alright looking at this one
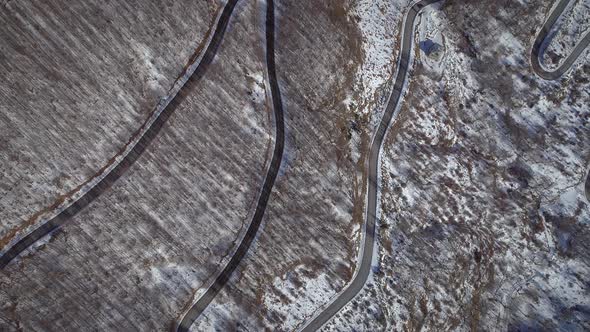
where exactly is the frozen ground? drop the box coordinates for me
[542,0,590,69]
[0,0,272,330]
[191,0,387,330]
[324,0,590,330]
[1,0,589,330]
[0,0,221,246]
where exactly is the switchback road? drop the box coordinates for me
[531,0,590,80]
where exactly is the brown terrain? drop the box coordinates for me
[1,0,589,331]
[0,0,220,246]
[324,0,590,331]
[1,0,274,329]
[192,0,374,330]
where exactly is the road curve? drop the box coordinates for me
[300,1,440,330]
[0,0,239,269]
[175,0,285,330]
[585,168,590,202]
[531,0,590,80]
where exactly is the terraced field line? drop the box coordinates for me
[299,1,441,330]
[531,0,590,80]
[175,0,285,330]
[0,0,238,269]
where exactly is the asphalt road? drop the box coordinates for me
[531,0,590,80]
[300,1,441,330]
[0,0,237,269]
[585,168,590,202]
[176,0,285,330]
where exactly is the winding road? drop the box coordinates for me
[176,0,285,330]
[532,0,590,207]
[299,0,590,330]
[300,0,441,330]
[531,0,590,80]
[5,0,590,329]
[0,0,238,269]
[585,168,590,202]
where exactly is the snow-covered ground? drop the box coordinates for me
[0,0,273,330]
[325,0,590,330]
[0,0,222,245]
[2,0,589,330]
[542,0,590,69]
